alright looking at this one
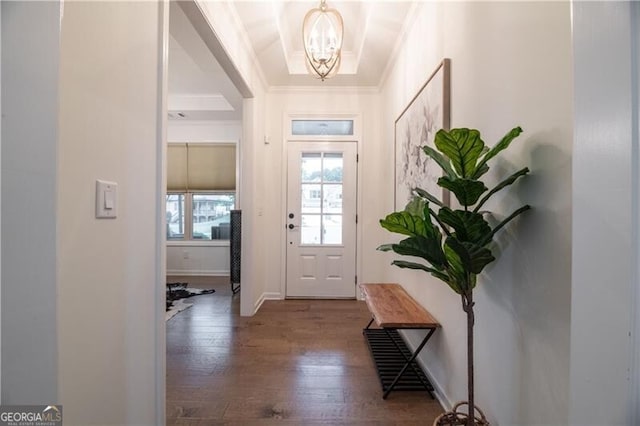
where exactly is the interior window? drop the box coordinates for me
[166,142,237,241]
[192,193,235,240]
[166,194,185,240]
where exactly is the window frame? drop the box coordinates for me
[166,190,236,245]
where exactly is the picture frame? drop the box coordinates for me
[394,58,451,210]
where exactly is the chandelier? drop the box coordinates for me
[302,0,344,81]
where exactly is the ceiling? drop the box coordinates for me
[168,1,416,121]
[168,1,244,121]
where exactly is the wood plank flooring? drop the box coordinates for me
[166,277,443,425]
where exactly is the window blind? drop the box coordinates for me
[167,144,188,191]
[167,143,236,191]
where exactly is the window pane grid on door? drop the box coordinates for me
[323,215,342,245]
[322,184,342,213]
[300,152,344,245]
[301,184,321,213]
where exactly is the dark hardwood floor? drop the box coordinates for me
[166,276,443,425]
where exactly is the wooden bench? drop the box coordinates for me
[360,283,441,399]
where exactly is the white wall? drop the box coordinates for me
[262,88,385,299]
[240,93,267,314]
[167,244,229,276]
[380,2,572,424]
[570,2,638,425]
[1,0,60,404]
[196,0,268,316]
[57,2,163,424]
[168,119,241,142]
[0,2,3,399]
[634,5,640,423]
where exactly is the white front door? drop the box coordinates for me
[286,141,357,298]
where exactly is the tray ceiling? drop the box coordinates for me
[168,1,417,121]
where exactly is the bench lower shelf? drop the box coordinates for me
[363,328,435,398]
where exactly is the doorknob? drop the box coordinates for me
[288,213,295,219]
[288,224,295,229]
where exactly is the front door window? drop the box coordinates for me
[300,152,344,245]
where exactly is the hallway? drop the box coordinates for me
[166,279,443,424]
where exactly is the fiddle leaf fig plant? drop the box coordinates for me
[379,127,531,426]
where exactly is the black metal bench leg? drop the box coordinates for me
[382,328,436,399]
[365,318,375,330]
[384,328,436,398]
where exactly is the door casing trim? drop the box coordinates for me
[280,113,362,300]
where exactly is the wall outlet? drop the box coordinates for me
[182,250,189,260]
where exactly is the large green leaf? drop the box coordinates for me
[438,207,492,245]
[444,277,464,294]
[472,127,523,179]
[479,205,532,246]
[391,236,446,269]
[414,187,444,208]
[404,196,427,217]
[391,260,449,281]
[427,206,453,237]
[435,128,486,178]
[437,176,488,207]
[445,237,495,275]
[403,197,441,240]
[421,205,440,240]
[474,167,530,212]
[380,211,426,237]
[422,146,456,178]
[442,244,467,294]
[474,163,490,180]
[391,260,455,290]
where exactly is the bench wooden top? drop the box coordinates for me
[360,283,440,329]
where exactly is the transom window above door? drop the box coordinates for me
[291,119,354,136]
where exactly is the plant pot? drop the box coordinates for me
[433,401,489,426]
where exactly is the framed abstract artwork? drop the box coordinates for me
[394,58,451,210]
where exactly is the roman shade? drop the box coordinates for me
[167,143,236,191]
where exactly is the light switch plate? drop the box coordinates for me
[96,179,117,219]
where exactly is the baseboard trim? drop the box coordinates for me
[253,293,266,314]
[166,269,229,277]
[253,292,283,314]
[263,292,282,300]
